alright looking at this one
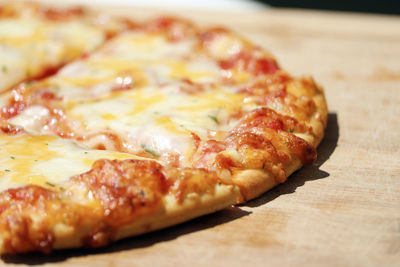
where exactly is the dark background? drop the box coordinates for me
[257,0,400,15]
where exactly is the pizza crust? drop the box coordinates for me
[115,183,240,242]
[49,184,240,251]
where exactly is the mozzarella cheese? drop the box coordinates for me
[0,13,105,92]
[0,134,144,192]
[2,29,257,167]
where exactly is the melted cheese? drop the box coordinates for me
[0,10,105,92]
[0,134,143,192]
[1,28,256,168]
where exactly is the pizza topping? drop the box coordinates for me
[0,121,23,135]
[145,16,195,42]
[220,52,279,76]
[234,107,312,135]
[0,134,143,192]
[141,144,161,158]
[0,88,27,120]
[40,6,85,21]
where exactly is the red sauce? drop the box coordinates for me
[0,123,24,135]
[28,64,65,82]
[33,89,63,101]
[214,154,236,170]
[0,89,27,119]
[201,140,226,154]
[177,78,204,94]
[111,83,133,92]
[247,58,279,76]
[234,107,309,134]
[238,73,291,96]
[200,27,229,46]
[6,185,55,204]
[145,16,194,42]
[41,7,85,21]
[259,88,287,105]
[191,132,201,150]
[220,52,279,76]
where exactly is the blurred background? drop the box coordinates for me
[33,0,400,15]
[258,0,400,15]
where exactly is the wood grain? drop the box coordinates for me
[2,3,400,266]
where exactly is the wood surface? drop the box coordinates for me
[1,2,400,266]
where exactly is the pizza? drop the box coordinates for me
[0,2,327,254]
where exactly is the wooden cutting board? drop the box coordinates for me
[2,3,400,266]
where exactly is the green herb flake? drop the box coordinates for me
[10,156,15,160]
[4,169,10,172]
[53,85,61,92]
[25,81,34,85]
[1,65,7,73]
[208,115,219,124]
[141,144,160,158]
[84,151,88,154]
[45,181,55,187]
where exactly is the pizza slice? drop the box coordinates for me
[0,2,128,92]
[0,132,239,253]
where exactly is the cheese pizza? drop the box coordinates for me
[0,2,327,254]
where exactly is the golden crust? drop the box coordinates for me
[231,77,327,202]
[50,184,240,250]
[114,184,240,242]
